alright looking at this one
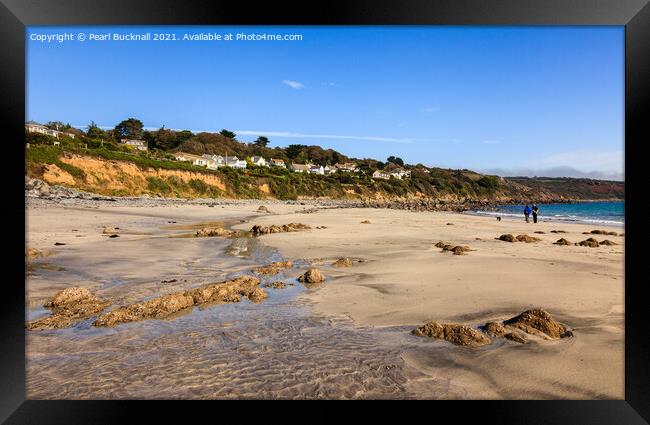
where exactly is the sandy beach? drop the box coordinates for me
[26,198,624,399]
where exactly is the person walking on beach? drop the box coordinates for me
[524,204,532,223]
[532,204,539,223]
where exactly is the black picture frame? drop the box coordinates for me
[1,0,648,423]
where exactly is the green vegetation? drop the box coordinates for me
[25,118,624,201]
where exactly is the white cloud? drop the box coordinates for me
[539,149,623,172]
[282,79,305,89]
[424,106,440,113]
[235,130,415,144]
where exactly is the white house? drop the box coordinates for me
[120,139,148,151]
[203,154,226,168]
[335,162,358,172]
[25,122,76,139]
[323,165,337,175]
[388,168,409,179]
[270,158,286,168]
[250,156,268,167]
[174,152,201,162]
[309,165,325,175]
[372,170,391,180]
[291,163,310,173]
[225,156,247,169]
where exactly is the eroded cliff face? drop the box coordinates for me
[28,153,236,198]
[26,152,623,205]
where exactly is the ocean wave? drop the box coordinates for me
[467,210,623,226]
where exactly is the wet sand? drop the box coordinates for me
[26,200,624,399]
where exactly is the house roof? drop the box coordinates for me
[291,163,310,170]
[251,156,264,162]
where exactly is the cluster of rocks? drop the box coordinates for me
[195,227,236,238]
[583,229,619,236]
[253,260,293,276]
[412,308,573,347]
[26,177,115,201]
[496,234,541,243]
[575,237,616,248]
[27,287,110,330]
[93,276,265,327]
[250,223,311,235]
[332,258,353,267]
[434,241,472,255]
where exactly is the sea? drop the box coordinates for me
[468,201,624,226]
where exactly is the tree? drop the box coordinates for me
[253,136,270,148]
[285,144,307,160]
[220,129,236,139]
[86,121,106,139]
[45,121,70,131]
[114,118,144,141]
[387,156,404,166]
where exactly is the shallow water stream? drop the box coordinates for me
[26,223,432,399]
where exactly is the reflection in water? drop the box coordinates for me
[26,234,415,399]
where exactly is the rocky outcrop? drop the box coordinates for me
[27,287,110,330]
[412,321,491,347]
[497,234,517,242]
[332,258,353,267]
[195,227,235,238]
[590,230,618,236]
[553,238,572,245]
[435,241,472,255]
[516,234,541,243]
[503,308,573,339]
[482,321,527,344]
[250,223,311,235]
[253,261,293,275]
[298,268,325,284]
[25,177,115,201]
[599,239,617,245]
[93,276,264,327]
[263,281,287,289]
[576,237,600,248]
[257,205,270,213]
[26,248,43,261]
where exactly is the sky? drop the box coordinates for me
[26,26,624,180]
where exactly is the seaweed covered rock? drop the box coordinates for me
[253,261,293,275]
[497,234,517,242]
[257,205,270,213]
[503,308,573,340]
[482,321,527,344]
[576,238,600,248]
[553,238,572,246]
[516,234,541,243]
[251,223,311,235]
[360,220,371,224]
[27,287,110,330]
[195,227,234,238]
[26,248,42,261]
[599,239,617,246]
[332,258,353,267]
[93,276,264,327]
[298,268,325,284]
[412,321,491,347]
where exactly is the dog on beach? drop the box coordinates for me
[496,216,501,222]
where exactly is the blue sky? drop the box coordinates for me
[26,26,624,179]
